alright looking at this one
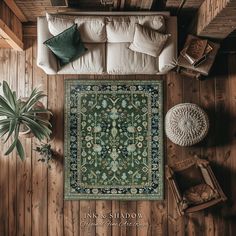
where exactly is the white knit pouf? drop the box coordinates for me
[165,103,209,146]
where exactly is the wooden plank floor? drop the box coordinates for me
[0,37,236,236]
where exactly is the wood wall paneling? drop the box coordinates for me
[3,0,28,22]
[7,49,18,236]
[0,37,11,48]
[0,0,23,50]
[15,0,155,21]
[183,0,204,8]
[166,0,204,9]
[166,0,182,8]
[23,22,37,38]
[15,0,73,22]
[50,0,68,6]
[0,48,10,236]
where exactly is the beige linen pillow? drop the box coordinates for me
[129,24,170,57]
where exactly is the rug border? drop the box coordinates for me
[64,79,164,201]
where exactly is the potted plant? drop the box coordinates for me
[0,81,52,160]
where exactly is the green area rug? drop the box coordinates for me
[64,80,163,200]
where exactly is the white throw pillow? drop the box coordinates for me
[46,13,74,36]
[129,24,170,57]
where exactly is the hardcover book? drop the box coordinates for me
[180,36,213,67]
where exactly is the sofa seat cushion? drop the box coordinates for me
[58,43,105,74]
[106,15,166,43]
[106,43,159,74]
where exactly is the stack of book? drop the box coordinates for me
[180,36,213,67]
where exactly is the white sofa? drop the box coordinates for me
[37,12,177,75]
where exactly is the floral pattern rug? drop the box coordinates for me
[64,80,163,200]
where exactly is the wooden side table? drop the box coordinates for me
[177,35,220,79]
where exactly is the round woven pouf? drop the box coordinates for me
[165,103,209,146]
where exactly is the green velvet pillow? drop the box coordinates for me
[44,24,87,66]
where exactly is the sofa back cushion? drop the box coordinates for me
[106,15,166,43]
[74,16,106,43]
[46,13,106,43]
[46,13,74,36]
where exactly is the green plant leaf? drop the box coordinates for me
[16,140,25,160]
[12,91,17,104]
[27,95,46,111]
[4,137,18,156]
[0,108,15,117]
[0,124,9,138]
[4,124,20,156]
[36,122,52,136]
[23,113,51,127]
[19,88,38,112]
[36,119,52,127]
[0,119,11,126]
[0,95,15,114]
[27,109,52,115]
[2,81,16,109]
[21,116,51,140]
[21,89,46,112]
[0,120,11,137]
[4,119,17,143]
